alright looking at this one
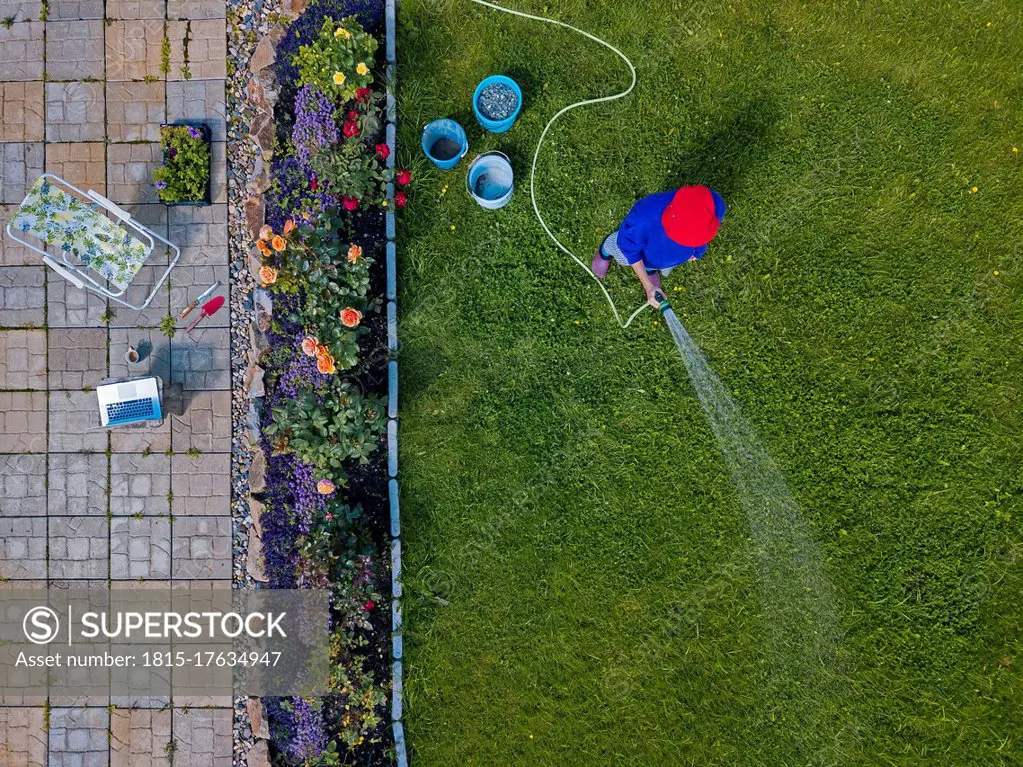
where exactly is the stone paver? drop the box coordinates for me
[45,81,105,142]
[109,327,172,380]
[112,517,171,578]
[0,706,47,766]
[109,266,172,327]
[46,272,109,327]
[0,205,35,265]
[170,265,229,323]
[108,142,162,204]
[171,326,230,390]
[49,389,108,452]
[0,329,47,388]
[49,0,104,19]
[0,142,44,203]
[172,453,230,515]
[106,19,166,81]
[171,390,230,452]
[110,417,172,454]
[168,0,226,20]
[107,81,166,142]
[0,0,42,21]
[0,81,44,141]
[47,328,107,389]
[0,455,47,515]
[0,518,47,577]
[171,708,232,766]
[0,22,44,81]
[168,205,229,266]
[211,141,227,203]
[168,20,227,80]
[167,79,227,141]
[0,266,46,325]
[46,20,105,80]
[49,517,108,578]
[49,707,109,766]
[110,453,171,515]
[105,0,164,18]
[44,141,106,195]
[0,391,47,452]
[111,708,172,766]
[172,516,231,579]
[48,453,107,515]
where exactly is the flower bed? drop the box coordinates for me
[248,0,408,762]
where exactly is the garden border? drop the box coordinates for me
[383,1,408,765]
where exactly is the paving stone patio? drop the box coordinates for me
[0,0,233,760]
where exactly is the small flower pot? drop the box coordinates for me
[157,121,212,206]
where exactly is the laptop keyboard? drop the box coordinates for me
[106,397,155,425]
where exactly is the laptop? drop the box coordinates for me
[97,377,162,427]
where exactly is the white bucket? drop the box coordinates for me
[466,152,514,210]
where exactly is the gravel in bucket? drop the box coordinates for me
[478,83,519,121]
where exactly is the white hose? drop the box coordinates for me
[468,0,650,328]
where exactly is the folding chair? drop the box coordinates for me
[5,173,180,311]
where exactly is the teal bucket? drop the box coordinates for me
[466,152,513,210]
[421,119,468,170]
[472,75,523,134]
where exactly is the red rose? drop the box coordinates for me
[364,601,374,611]
[375,143,390,160]
[356,87,372,103]
[394,190,407,208]
[310,177,318,191]
[348,110,359,120]
[342,121,359,138]
[396,169,412,186]
[342,196,359,211]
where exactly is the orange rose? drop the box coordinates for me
[256,239,269,255]
[258,266,278,285]
[340,308,362,328]
[283,219,296,235]
[347,244,363,264]
[300,336,320,357]
[271,235,286,252]
[315,344,330,358]
[316,478,336,495]
[316,354,336,375]
[259,224,273,241]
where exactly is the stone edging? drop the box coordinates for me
[384,1,408,765]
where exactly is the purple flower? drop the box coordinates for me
[292,85,339,168]
[155,180,167,190]
[168,147,178,159]
[187,126,202,140]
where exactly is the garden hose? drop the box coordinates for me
[467,0,650,328]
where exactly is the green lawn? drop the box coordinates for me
[394,1,1022,764]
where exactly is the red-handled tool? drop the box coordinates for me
[184,295,224,335]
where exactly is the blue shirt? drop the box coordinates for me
[617,189,726,270]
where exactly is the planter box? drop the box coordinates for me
[159,121,212,206]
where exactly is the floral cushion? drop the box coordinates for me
[10,177,149,291]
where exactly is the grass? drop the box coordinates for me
[395,1,1023,764]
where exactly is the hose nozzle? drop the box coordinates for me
[653,290,671,314]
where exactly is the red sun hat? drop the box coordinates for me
[662,185,720,247]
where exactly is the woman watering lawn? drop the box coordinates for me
[593,184,727,307]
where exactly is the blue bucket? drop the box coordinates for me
[472,75,523,134]
[421,118,468,170]
[466,152,513,210]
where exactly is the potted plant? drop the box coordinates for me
[154,121,211,205]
